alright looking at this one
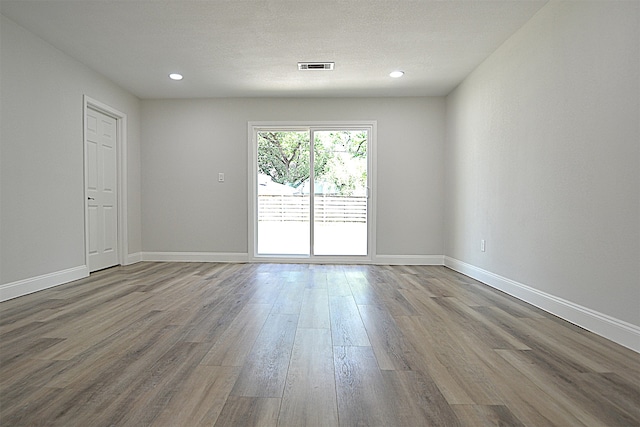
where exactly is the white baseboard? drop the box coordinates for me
[125,252,142,265]
[141,251,250,263]
[375,254,444,265]
[444,256,640,353]
[140,252,444,266]
[0,265,89,302]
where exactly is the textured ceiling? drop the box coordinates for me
[1,0,548,99]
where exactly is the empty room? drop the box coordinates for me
[1,1,638,426]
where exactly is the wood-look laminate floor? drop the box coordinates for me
[1,263,638,426]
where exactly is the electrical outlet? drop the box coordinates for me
[481,239,486,252]
[218,173,225,182]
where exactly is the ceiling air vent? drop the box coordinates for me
[298,62,335,71]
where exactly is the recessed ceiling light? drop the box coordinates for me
[389,70,404,78]
[169,73,183,81]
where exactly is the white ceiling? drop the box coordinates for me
[1,0,548,99]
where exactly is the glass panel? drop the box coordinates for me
[313,130,368,255]
[257,131,310,255]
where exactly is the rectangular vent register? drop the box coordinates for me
[298,62,335,70]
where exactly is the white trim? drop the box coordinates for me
[141,252,250,263]
[125,252,142,265]
[83,96,129,271]
[139,252,444,266]
[0,266,88,302]
[444,256,640,353]
[248,121,377,262]
[253,255,374,265]
[248,122,257,259]
[368,123,378,260]
[375,255,444,265]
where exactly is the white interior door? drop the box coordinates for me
[86,107,118,271]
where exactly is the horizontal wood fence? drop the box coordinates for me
[258,195,367,223]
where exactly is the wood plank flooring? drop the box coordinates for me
[1,262,639,426]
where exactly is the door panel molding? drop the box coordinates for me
[83,96,128,271]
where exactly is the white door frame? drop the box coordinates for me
[248,121,377,263]
[83,95,128,270]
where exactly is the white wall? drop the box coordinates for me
[141,97,445,260]
[0,16,142,291]
[445,2,639,345]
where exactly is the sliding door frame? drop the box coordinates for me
[248,121,377,263]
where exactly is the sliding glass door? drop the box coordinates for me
[312,130,368,255]
[251,123,374,260]
[256,130,311,255]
